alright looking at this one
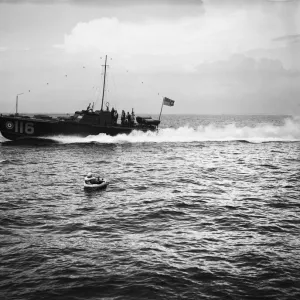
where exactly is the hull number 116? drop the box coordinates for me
[6,121,35,135]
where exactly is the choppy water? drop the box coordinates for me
[0,115,300,300]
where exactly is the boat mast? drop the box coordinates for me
[100,55,108,111]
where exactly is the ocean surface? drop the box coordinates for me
[0,114,300,300]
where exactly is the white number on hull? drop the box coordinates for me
[5,121,35,134]
[25,123,34,134]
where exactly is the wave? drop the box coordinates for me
[0,159,22,165]
[47,116,300,144]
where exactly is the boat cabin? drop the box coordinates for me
[73,109,113,126]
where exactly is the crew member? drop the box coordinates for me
[114,110,118,124]
[127,112,131,126]
[85,172,97,184]
[85,173,104,184]
[131,108,135,126]
[121,110,126,125]
[111,107,115,124]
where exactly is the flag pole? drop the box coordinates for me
[159,97,164,122]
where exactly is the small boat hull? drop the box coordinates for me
[84,181,109,190]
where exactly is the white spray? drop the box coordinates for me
[49,116,300,144]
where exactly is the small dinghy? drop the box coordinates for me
[84,180,109,190]
[84,172,109,190]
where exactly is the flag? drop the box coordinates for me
[163,97,175,107]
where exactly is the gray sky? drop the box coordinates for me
[0,0,299,114]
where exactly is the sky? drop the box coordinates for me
[0,0,299,115]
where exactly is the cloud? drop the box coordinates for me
[50,0,300,61]
[273,33,300,43]
[54,10,279,59]
[196,54,299,76]
[205,0,299,3]
[267,0,299,2]
[69,0,202,5]
[54,17,222,56]
[0,0,202,5]
[0,46,31,52]
[189,53,300,114]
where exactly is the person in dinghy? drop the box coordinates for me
[85,172,104,185]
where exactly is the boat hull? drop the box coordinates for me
[0,115,156,141]
[84,181,109,190]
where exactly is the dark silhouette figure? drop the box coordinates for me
[121,110,126,125]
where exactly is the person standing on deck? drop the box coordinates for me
[111,107,115,124]
[127,112,131,126]
[121,110,126,125]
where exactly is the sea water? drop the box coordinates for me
[0,115,299,300]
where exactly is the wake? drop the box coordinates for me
[49,117,300,144]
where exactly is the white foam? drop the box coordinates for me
[48,116,300,144]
